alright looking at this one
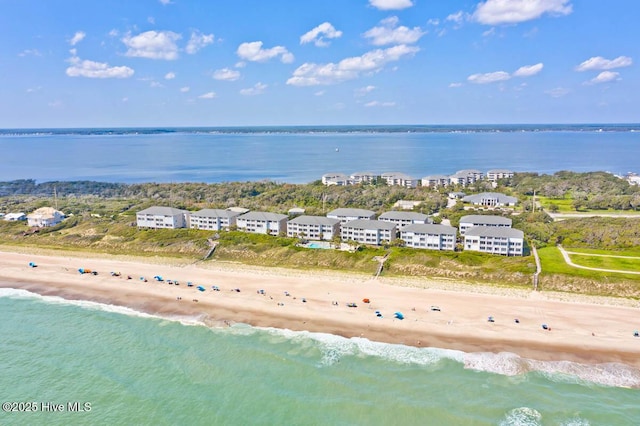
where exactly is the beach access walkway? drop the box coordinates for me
[557,245,640,275]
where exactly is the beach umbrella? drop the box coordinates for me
[394,312,404,320]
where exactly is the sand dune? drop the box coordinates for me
[1,249,639,368]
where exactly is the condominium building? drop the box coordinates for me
[459,214,512,235]
[350,171,379,184]
[449,169,484,186]
[421,175,450,188]
[381,172,419,188]
[340,220,397,246]
[463,227,524,256]
[189,209,241,231]
[400,224,457,251]
[322,173,350,186]
[136,206,189,229]
[378,211,431,230]
[327,208,376,224]
[236,211,288,236]
[486,169,514,182]
[287,215,341,240]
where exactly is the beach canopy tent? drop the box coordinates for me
[197,286,206,292]
[394,312,404,320]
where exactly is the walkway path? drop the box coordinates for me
[531,245,542,290]
[557,245,640,275]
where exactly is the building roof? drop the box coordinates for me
[341,219,397,231]
[138,206,188,216]
[350,171,377,177]
[227,207,250,214]
[462,192,518,205]
[401,223,457,235]
[460,215,512,226]
[422,174,449,180]
[327,208,376,217]
[238,211,288,221]
[289,215,341,226]
[27,207,64,220]
[464,227,524,239]
[487,169,514,174]
[4,212,26,220]
[381,172,416,180]
[322,172,348,179]
[288,207,306,214]
[379,211,429,221]
[451,169,483,178]
[191,209,241,218]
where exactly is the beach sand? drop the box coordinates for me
[1,249,639,368]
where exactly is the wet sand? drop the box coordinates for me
[1,249,639,368]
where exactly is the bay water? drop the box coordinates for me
[2,125,640,424]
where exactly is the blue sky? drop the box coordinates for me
[1,0,638,127]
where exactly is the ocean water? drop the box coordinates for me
[1,288,639,426]
[1,125,640,183]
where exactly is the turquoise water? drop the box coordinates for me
[1,288,639,425]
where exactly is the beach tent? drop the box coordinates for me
[394,312,404,320]
[197,286,206,292]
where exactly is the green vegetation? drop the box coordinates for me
[566,253,640,273]
[2,172,640,297]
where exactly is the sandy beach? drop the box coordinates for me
[1,249,639,368]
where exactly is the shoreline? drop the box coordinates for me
[1,249,640,370]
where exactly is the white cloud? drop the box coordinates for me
[287,44,419,86]
[180,86,190,92]
[545,87,569,98]
[18,49,42,57]
[186,31,214,54]
[355,85,376,96]
[122,30,181,60]
[159,0,172,4]
[467,71,510,84]
[148,17,155,25]
[69,31,86,46]
[468,63,543,84]
[364,100,396,107]
[446,11,466,27]
[108,29,119,37]
[164,72,176,80]
[48,100,63,108]
[66,53,134,79]
[26,86,42,93]
[314,90,325,96]
[427,18,440,26]
[235,61,246,68]
[122,97,128,102]
[575,56,633,72]
[513,62,543,77]
[240,82,267,96]
[472,0,572,25]
[150,81,163,88]
[369,0,413,10]
[363,16,425,46]
[482,27,496,37]
[198,91,216,99]
[213,68,241,81]
[586,71,621,85]
[300,22,342,47]
[237,41,294,63]
[449,82,463,88]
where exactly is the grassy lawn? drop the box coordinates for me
[538,246,640,280]
[568,253,640,272]
[567,247,640,257]
[536,196,574,213]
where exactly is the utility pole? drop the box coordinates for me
[532,189,536,213]
[54,186,58,210]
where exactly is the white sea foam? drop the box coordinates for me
[0,286,201,326]
[499,407,542,426]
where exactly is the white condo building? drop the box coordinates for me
[449,169,484,186]
[322,173,350,186]
[327,208,376,224]
[421,175,450,188]
[136,206,189,229]
[340,220,397,246]
[287,215,341,240]
[486,169,514,182]
[463,227,524,256]
[459,214,512,235]
[236,211,288,236]
[381,172,419,188]
[378,211,431,230]
[189,209,241,231]
[401,224,457,251]
[350,172,379,184]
